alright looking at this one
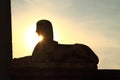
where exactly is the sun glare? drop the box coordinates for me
[24,24,43,50]
[24,23,59,51]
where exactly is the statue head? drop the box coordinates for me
[36,20,53,41]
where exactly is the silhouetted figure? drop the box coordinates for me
[10,19,99,80]
[32,20,99,69]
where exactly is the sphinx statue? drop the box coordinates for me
[10,20,99,80]
[32,20,99,69]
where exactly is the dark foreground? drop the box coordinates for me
[9,66,120,80]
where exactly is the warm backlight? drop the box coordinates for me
[24,24,43,50]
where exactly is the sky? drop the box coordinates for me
[11,0,120,69]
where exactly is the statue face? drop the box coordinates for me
[36,25,49,37]
[36,20,53,41]
[36,25,43,36]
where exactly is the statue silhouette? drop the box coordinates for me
[10,19,99,80]
[32,20,99,69]
[32,20,58,62]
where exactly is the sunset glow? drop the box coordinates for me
[24,25,43,50]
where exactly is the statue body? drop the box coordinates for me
[32,40,98,64]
